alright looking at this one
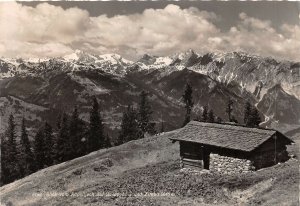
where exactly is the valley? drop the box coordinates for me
[1,50,299,140]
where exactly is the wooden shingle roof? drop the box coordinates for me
[169,121,291,152]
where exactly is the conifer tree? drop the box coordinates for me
[33,128,46,170]
[79,127,89,156]
[88,96,104,152]
[43,122,54,167]
[226,99,234,121]
[69,107,84,158]
[138,91,155,135]
[230,115,239,123]
[56,113,62,131]
[118,105,142,145]
[52,114,61,164]
[244,101,252,126]
[55,113,69,162]
[0,133,9,185]
[208,109,215,123]
[160,115,165,133]
[201,105,208,122]
[103,134,112,148]
[80,129,88,156]
[4,114,20,183]
[248,107,262,127]
[182,83,194,126]
[117,106,130,145]
[194,111,202,122]
[216,116,223,123]
[19,118,35,177]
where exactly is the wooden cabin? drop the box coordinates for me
[170,121,294,173]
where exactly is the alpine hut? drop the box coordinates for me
[170,121,294,174]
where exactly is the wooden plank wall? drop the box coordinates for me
[251,136,290,169]
[181,157,204,169]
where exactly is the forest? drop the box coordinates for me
[0,83,261,185]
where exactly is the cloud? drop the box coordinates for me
[0,2,89,43]
[83,4,220,58]
[222,13,300,61]
[0,2,88,58]
[0,2,299,61]
[1,41,73,58]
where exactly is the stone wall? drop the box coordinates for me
[210,153,254,174]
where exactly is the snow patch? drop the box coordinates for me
[98,53,133,65]
[64,52,80,61]
[26,57,49,63]
[154,57,173,66]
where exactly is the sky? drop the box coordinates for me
[0,1,299,61]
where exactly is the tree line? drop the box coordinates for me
[117,90,156,145]
[1,91,156,185]
[1,96,107,185]
[181,83,261,127]
[1,84,261,185]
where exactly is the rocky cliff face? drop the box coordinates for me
[258,84,300,126]
[0,50,299,137]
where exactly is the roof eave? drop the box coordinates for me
[169,137,253,152]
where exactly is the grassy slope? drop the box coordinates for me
[0,130,299,206]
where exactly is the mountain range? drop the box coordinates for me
[1,49,299,140]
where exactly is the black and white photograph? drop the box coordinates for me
[0,1,299,205]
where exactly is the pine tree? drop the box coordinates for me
[69,106,79,156]
[43,122,54,167]
[81,121,88,155]
[79,128,88,156]
[33,128,45,170]
[69,107,86,158]
[19,118,35,177]
[117,106,130,145]
[0,131,16,185]
[182,83,194,126]
[160,116,165,133]
[244,101,252,126]
[3,114,20,183]
[226,99,234,122]
[208,109,215,123]
[55,113,69,162]
[56,112,62,131]
[201,105,208,122]
[216,116,223,123]
[248,107,262,127]
[230,115,239,123]
[138,91,155,136]
[88,96,104,152]
[103,134,112,148]
[52,114,61,164]
[194,111,202,122]
[0,133,9,185]
[118,105,142,145]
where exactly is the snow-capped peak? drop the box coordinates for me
[100,53,120,59]
[173,49,197,60]
[64,52,80,61]
[154,57,173,66]
[26,57,50,63]
[98,53,132,65]
[63,50,133,65]
[63,50,97,62]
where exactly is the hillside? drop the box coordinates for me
[1,130,299,206]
